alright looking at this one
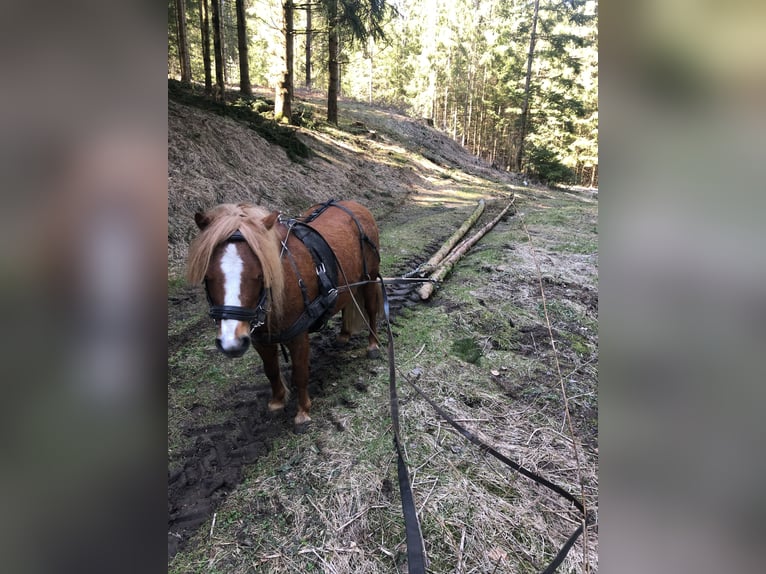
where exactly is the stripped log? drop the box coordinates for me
[418,198,515,300]
[417,199,485,275]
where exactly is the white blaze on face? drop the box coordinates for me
[218,243,245,350]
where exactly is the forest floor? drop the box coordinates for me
[168,82,598,573]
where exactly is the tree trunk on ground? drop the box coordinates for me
[200,0,213,94]
[211,0,225,101]
[418,199,515,300]
[513,0,540,172]
[235,0,252,95]
[420,200,485,275]
[327,0,339,124]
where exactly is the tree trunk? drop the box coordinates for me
[305,3,312,89]
[276,0,294,122]
[175,0,192,84]
[368,36,374,104]
[220,0,228,86]
[419,200,485,275]
[200,0,213,95]
[418,199,515,300]
[235,0,251,95]
[513,0,540,172]
[327,0,339,124]
[211,0,225,101]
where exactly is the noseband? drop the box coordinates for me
[204,230,270,333]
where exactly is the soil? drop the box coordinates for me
[167,83,598,570]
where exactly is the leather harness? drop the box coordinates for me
[206,200,377,344]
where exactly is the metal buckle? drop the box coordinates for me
[316,263,326,275]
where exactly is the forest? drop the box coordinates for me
[168,0,597,186]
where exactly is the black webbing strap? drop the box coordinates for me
[404,377,585,514]
[379,275,427,574]
[304,199,380,278]
[251,222,338,344]
[403,364,590,572]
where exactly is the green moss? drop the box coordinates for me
[451,337,482,364]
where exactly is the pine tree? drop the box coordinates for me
[276,0,296,122]
[236,0,252,95]
[175,0,193,84]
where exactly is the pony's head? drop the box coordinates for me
[187,203,285,357]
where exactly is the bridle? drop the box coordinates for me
[203,230,270,333]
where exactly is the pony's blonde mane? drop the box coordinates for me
[186,203,285,321]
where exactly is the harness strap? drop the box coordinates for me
[281,239,311,310]
[403,353,592,573]
[304,199,379,278]
[251,221,339,344]
[379,275,427,574]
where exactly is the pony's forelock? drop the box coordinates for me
[186,203,285,320]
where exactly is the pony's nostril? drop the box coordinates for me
[239,335,250,351]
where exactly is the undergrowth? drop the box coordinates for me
[168,80,312,161]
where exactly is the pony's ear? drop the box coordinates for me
[262,211,279,230]
[195,211,211,230]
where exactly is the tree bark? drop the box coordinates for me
[368,36,374,104]
[418,199,515,300]
[327,0,339,124]
[200,0,213,95]
[513,0,540,172]
[419,200,485,275]
[235,0,252,95]
[305,3,312,89]
[211,0,225,101]
[175,0,192,84]
[276,0,294,122]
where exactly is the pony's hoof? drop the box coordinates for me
[336,333,351,346]
[294,420,312,434]
[366,347,382,360]
[294,412,312,433]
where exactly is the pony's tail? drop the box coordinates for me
[342,283,384,335]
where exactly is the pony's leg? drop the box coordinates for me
[362,282,382,359]
[254,342,286,411]
[286,332,312,426]
[337,287,358,345]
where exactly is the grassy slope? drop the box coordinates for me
[168,88,598,573]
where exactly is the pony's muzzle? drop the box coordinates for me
[216,334,250,357]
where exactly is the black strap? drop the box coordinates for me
[326,200,380,277]
[402,360,591,573]
[404,377,585,514]
[380,276,427,574]
[251,222,339,344]
[379,271,590,573]
[303,199,379,278]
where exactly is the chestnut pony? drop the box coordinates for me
[187,200,382,427]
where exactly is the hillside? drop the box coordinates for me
[167,86,522,272]
[168,85,598,573]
